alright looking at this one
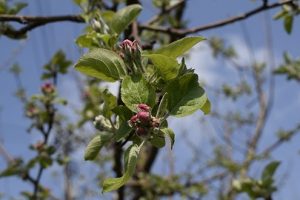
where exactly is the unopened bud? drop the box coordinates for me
[129,114,138,127]
[91,19,102,32]
[94,115,112,131]
[137,104,150,112]
[120,39,133,49]
[132,40,142,59]
[137,111,150,124]
[41,83,55,94]
[26,105,39,118]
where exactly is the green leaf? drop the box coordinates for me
[84,133,111,161]
[261,161,281,182]
[0,1,6,14]
[76,33,98,48]
[150,133,165,148]
[166,73,210,117]
[273,10,288,20]
[41,50,72,80]
[73,0,87,6]
[156,92,168,118]
[161,128,175,149]
[0,159,23,177]
[101,10,116,24]
[111,4,142,35]
[74,48,127,82]
[102,89,117,118]
[114,121,132,142]
[144,54,180,81]
[284,15,293,34]
[121,75,156,112]
[112,105,133,122]
[8,2,27,14]
[201,98,211,115]
[154,36,205,58]
[103,142,144,192]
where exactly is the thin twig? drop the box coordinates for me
[0,0,294,38]
[0,143,14,163]
[32,109,55,199]
[145,0,186,25]
[32,75,57,199]
[139,0,295,36]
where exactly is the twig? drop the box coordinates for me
[259,125,300,157]
[139,0,295,36]
[0,14,83,24]
[32,109,55,199]
[0,14,84,38]
[32,74,57,199]
[145,0,186,25]
[0,0,294,38]
[0,143,14,163]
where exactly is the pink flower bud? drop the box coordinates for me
[137,104,150,112]
[120,39,133,49]
[129,114,138,126]
[137,111,150,124]
[26,105,39,118]
[41,83,55,94]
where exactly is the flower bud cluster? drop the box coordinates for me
[41,83,55,95]
[90,16,109,34]
[120,39,140,54]
[119,39,143,73]
[129,104,160,137]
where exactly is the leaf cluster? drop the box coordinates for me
[74,4,210,192]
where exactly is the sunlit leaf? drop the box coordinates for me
[74,48,127,81]
[121,75,156,112]
[111,4,142,35]
[161,128,175,149]
[144,54,180,81]
[84,133,111,160]
[103,142,143,192]
[150,133,165,148]
[154,36,205,58]
[166,73,210,117]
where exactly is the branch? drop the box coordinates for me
[0,0,294,38]
[0,14,84,38]
[0,14,83,24]
[139,0,295,36]
[259,124,300,157]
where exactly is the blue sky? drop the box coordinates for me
[0,0,300,199]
